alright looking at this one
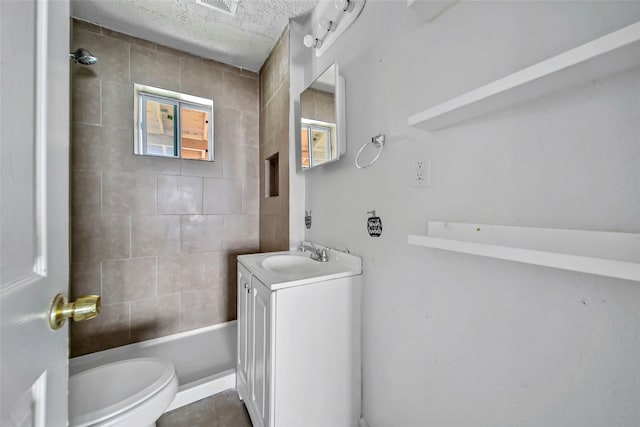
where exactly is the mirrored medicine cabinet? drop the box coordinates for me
[297,63,346,170]
[133,83,214,161]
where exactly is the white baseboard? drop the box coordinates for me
[165,369,236,412]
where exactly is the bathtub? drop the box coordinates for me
[69,321,237,412]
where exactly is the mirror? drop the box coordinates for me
[298,63,345,170]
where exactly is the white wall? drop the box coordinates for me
[292,2,640,426]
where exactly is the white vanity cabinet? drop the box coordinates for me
[237,250,362,427]
[236,264,254,418]
[237,264,271,427]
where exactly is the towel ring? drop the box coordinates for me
[355,134,385,169]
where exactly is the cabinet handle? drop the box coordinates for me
[244,283,248,289]
[247,288,251,294]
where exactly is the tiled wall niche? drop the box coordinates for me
[259,27,290,252]
[70,19,259,357]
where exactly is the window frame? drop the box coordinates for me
[300,118,335,168]
[134,83,215,161]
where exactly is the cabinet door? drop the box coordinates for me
[250,277,271,427]
[236,265,251,399]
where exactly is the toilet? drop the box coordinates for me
[69,358,178,427]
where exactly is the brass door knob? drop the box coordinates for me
[49,294,101,330]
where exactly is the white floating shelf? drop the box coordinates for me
[408,21,640,130]
[408,221,640,282]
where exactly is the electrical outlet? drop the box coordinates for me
[411,155,429,187]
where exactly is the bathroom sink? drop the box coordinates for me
[259,254,326,275]
[240,247,362,290]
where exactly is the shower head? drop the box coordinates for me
[69,48,98,65]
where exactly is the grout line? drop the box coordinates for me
[99,80,103,126]
[127,302,132,341]
[241,181,246,214]
[99,261,103,303]
[155,256,158,297]
[179,214,183,254]
[99,254,155,263]
[177,293,183,330]
[74,123,133,131]
[262,76,289,110]
[99,170,103,216]
[155,175,158,215]
[178,56,183,92]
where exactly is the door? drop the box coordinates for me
[1,0,70,426]
[250,277,271,427]
[236,265,251,400]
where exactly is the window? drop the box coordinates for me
[300,118,336,169]
[134,84,214,161]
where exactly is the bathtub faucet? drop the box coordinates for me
[299,241,329,262]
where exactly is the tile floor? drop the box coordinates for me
[157,389,252,427]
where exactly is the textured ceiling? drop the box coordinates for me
[71,0,317,72]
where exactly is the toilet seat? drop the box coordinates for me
[70,357,177,427]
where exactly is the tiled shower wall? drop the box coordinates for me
[259,27,290,252]
[70,20,259,357]
[300,88,335,123]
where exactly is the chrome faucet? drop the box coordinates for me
[299,242,329,262]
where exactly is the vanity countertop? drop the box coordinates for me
[238,249,362,290]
